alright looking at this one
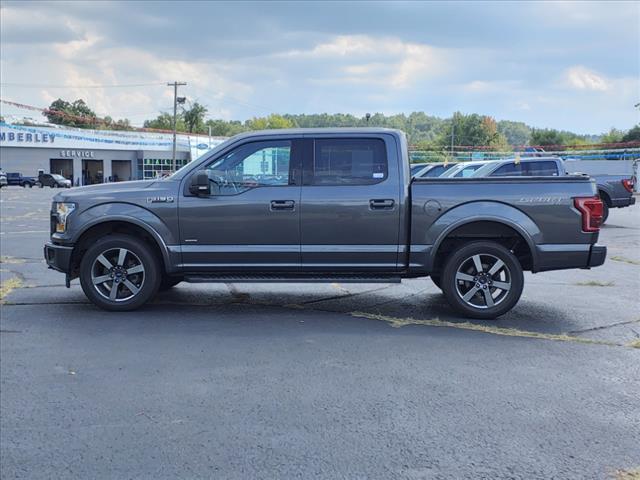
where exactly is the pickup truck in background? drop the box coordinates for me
[470,156,636,222]
[5,172,37,188]
[44,128,606,319]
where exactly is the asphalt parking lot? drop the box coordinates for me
[1,186,639,479]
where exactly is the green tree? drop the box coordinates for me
[497,120,531,146]
[530,128,565,146]
[600,128,624,144]
[622,125,640,142]
[434,112,509,150]
[245,114,296,130]
[45,98,97,128]
[143,112,186,132]
[183,102,207,133]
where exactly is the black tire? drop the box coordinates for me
[441,241,524,320]
[601,202,609,224]
[430,275,442,290]
[50,184,55,188]
[159,276,183,291]
[79,234,161,311]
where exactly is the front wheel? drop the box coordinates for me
[79,234,161,311]
[441,241,524,319]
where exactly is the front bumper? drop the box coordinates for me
[587,244,607,268]
[44,242,73,273]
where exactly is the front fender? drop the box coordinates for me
[62,203,176,271]
[424,201,540,272]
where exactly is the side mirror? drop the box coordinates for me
[189,170,211,196]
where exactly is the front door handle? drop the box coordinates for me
[369,199,395,210]
[270,200,295,211]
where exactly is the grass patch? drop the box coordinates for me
[626,339,640,349]
[0,277,23,302]
[610,256,640,266]
[615,468,640,480]
[350,311,619,347]
[0,256,25,264]
[576,280,615,287]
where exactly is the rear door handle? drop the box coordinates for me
[270,200,295,211]
[369,199,395,210]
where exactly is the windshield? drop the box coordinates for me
[167,136,236,180]
[51,174,65,180]
[470,162,500,177]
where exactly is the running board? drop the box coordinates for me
[184,274,402,284]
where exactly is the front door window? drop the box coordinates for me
[204,141,291,195]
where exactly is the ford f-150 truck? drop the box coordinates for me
[44,128,606,319]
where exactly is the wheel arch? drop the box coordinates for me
[429,217,538,274]
[597,188,612,206]
[69,218,172,278]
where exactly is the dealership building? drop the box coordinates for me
[0,122,226,185]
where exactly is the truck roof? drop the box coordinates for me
[228,127,405,140]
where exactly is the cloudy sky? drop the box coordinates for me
[1,0,638,133]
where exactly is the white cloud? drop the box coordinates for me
[564,66,610,91]
[282,35,448,88]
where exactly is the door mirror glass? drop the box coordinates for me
[189,170,211,196]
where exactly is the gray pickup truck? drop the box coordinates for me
[44,128,606,319]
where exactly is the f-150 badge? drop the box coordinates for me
[147,196,175,203]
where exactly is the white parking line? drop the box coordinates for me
[0,230,49,235]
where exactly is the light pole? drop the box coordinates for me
[167,81,186,172]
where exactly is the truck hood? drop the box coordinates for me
[52,179,179,203]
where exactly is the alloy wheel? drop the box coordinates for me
[454,253,512,309]
[91,248,145,302]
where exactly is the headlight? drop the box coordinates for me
[54,202,76,233]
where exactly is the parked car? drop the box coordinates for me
[38,173,72,189]
[410,163,430,176]
[6,172,37,188]
[414,162,458,178]
[439,161,493,178]
[44,128,605,319]
[470,156,636,222]
[0,170,7,188]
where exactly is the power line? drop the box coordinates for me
[0,82,166,89]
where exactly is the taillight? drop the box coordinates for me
[622,178,635,193]
[574,196,603,232]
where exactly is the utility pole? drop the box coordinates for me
[450,116,455,155]
[167,81,186,172]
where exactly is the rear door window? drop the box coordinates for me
[491,162,523,176]
[312,138,387,185]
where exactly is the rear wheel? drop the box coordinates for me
[441,241,524,319]
[79,234,161,311]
